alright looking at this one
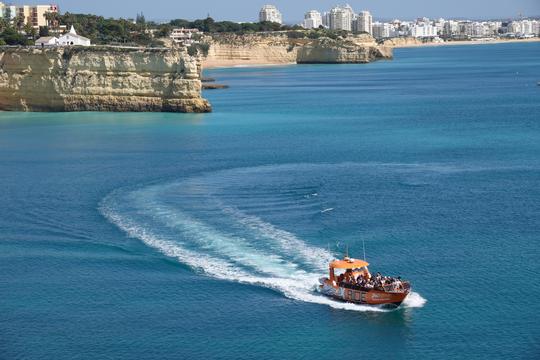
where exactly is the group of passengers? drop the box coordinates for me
[337,269,404,292]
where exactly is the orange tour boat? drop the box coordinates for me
[319,256,411,307]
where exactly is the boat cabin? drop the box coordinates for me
[329,257,370,285]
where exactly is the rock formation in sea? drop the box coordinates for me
[202,33,392,68]
[0,46,211,113]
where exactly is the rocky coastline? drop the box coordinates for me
[203,33,392,68]
[297,37,392,64]
[0,33,394,113]
[0,46,211,113]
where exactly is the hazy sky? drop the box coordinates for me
[55,0,540,22]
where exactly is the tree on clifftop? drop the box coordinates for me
[39,26,49,37]
[15,14,25,31]
[23,23,37,40]
[44,11,61,30]
[0,27,31,45]
[0,17,9,33]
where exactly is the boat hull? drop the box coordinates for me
[320,279,409,307]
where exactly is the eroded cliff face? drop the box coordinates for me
[203,33,392,68]
[0,46,211,113]
[382,37,430,48]
[203,33,300,68]
[297,38,393,64]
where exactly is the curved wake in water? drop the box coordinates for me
[100,164,427,312]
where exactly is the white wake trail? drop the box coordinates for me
[219,205,334,272]
[100,179,426,313]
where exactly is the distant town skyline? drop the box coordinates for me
[55,0,540,22]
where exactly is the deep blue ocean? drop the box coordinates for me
[1,43,539,359]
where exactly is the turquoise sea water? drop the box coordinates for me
[1,43,539,359]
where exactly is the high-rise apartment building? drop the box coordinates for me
[354,10,372,34]
[259,5,282,24]
[442,20,460,37]
[372,22,394,39]
[409,23,438,37]
[0,2,58,28]
[532,20,540,35]
[328,5,354,31]
[303,10,322,29]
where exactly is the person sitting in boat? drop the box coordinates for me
[374,275,386,290]
[344,270,354,283]
[393,277,403,292]
[357,267,371,280]
[358,277,368,289]
[364,280,374,290]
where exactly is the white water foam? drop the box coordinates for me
[219,205,333,271]
[401,291,427,308]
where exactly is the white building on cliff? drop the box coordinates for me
[35,36,59,47]
[170,28,200,45]
[58,26,91,46]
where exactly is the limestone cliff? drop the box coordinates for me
[297,38,393,64]
[0,46,210,113]
[203,33,299,68]
[382,37,438,48]
[202,33,392,68]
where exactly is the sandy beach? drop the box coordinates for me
[391,37,540,48]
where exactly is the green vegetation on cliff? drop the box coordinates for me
[164,17,302,34]
[0,18,33,45]
[46,14,304,46]
[50,12,160,46]
[286,29,359,40]
[0,13,370,48]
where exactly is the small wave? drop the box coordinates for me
[321,208,334,213]
[304,192,318,199]
[399,181,429,187]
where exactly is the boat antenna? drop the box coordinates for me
[362,238,366,261]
